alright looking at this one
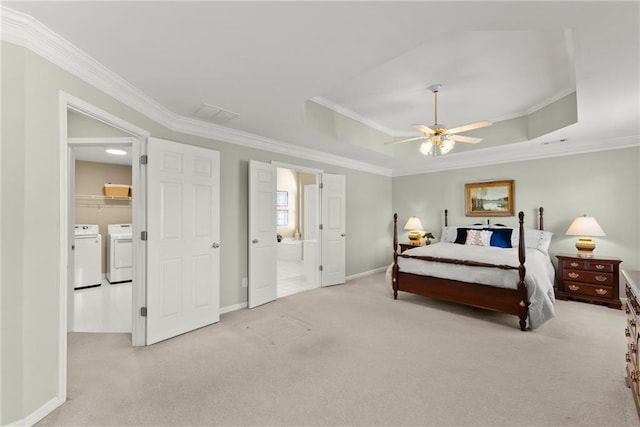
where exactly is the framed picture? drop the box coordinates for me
[276,191,288,207]
[465,180,515,217]
[276,210,288,226]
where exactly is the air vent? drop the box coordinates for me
[193,103,239,125]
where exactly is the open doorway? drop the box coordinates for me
[71,136,133,333]
[275,166,320,298]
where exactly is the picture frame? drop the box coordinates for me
[465,180,515,217]
[276,191,288,207]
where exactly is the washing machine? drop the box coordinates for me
[107,224,133,283]
[74,224,102,289]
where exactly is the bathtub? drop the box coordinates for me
[277,238,302,261]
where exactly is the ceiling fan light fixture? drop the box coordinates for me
[419,135,455,156]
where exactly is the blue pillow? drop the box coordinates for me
[485,228,513,248]
[454,228,471,244]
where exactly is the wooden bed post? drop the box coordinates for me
[444,209,448,227]
[539,207,544,231]
[392,213,399,299]
[517,211,529,331]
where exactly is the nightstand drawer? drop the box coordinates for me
[585,261,614,272]
[562,259,586,270]
[563,270,614,285]
[564,281,613,298]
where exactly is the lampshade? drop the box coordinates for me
[565,216,606,237]
[566,215,606,257]
[404,217,424,231]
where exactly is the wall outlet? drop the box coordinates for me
[242,277,247,288]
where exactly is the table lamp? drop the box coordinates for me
[404,217,424,246]
[565,214,606,258]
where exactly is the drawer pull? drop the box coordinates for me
[568,272,580,279]
[595,264,605,270]
[568,284,580,291]
[633,371,640,382]
[570,262,580,267]
[595,275,607,282]
[626,327,631,337]
[595,288,608,295]
[631,319,637,327]
[627,352,632,363]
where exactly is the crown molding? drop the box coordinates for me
[392,134,640,177]
[1,6,392,177]
[311,96,399,137]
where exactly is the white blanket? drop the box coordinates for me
[394,242,556,329]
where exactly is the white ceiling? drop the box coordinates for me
[4,1,639,175]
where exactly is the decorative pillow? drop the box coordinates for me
[455,227,472,244]
[465,229,493,246]
[484,227,513,248]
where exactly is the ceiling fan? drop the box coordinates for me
[385,84,492,156]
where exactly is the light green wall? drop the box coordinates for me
[1,42,392,424]
[392,147,640,276]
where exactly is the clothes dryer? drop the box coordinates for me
[74,224,102,289]
[107,224,133,283]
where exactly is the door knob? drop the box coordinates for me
[341,233,346,237]
[212,242,220,248]
[252,238,259,244]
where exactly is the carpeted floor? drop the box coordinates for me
[39,271,639,426]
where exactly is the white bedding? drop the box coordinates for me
[395,242,556,329]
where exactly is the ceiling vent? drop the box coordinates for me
[193,103,239,125]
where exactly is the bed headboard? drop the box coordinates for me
[443,207,544,230]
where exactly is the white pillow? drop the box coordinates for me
[511,228,553,255]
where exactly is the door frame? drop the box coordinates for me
[58,91,149,404]
[271,161,323,289]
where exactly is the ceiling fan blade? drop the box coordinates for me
[384,136,427,146]
[449,134,482,144]
[412,124,435,134]
[446,120,492,135]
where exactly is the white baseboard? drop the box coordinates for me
[7,396,64,427]
[220,302,247,314]
[346,266,387,281]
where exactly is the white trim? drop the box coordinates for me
[57,91,69,416]
[6,396,64,427]
[220,302,248,314]
[346,266,388,281]
[0,7,391,177]
[311,96,399,137]
[271,161,323,175]
[392,134,640,177]
[68,136,135,146]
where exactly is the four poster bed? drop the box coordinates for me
[391,208,555,330]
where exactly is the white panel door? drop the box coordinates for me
[321,173,346,287]
[147,137,220,345]
[248,160,277,308]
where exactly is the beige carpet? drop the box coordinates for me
[39,272,638,426]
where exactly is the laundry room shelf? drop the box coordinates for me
[75,194,132,208]
[76,194,132,201]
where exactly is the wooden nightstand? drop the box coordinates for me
[556,254,622,309]
[399,242,422,252]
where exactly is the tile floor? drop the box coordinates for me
[73,261,317,333]
[74,278,132,333]
[277,259,318,298]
